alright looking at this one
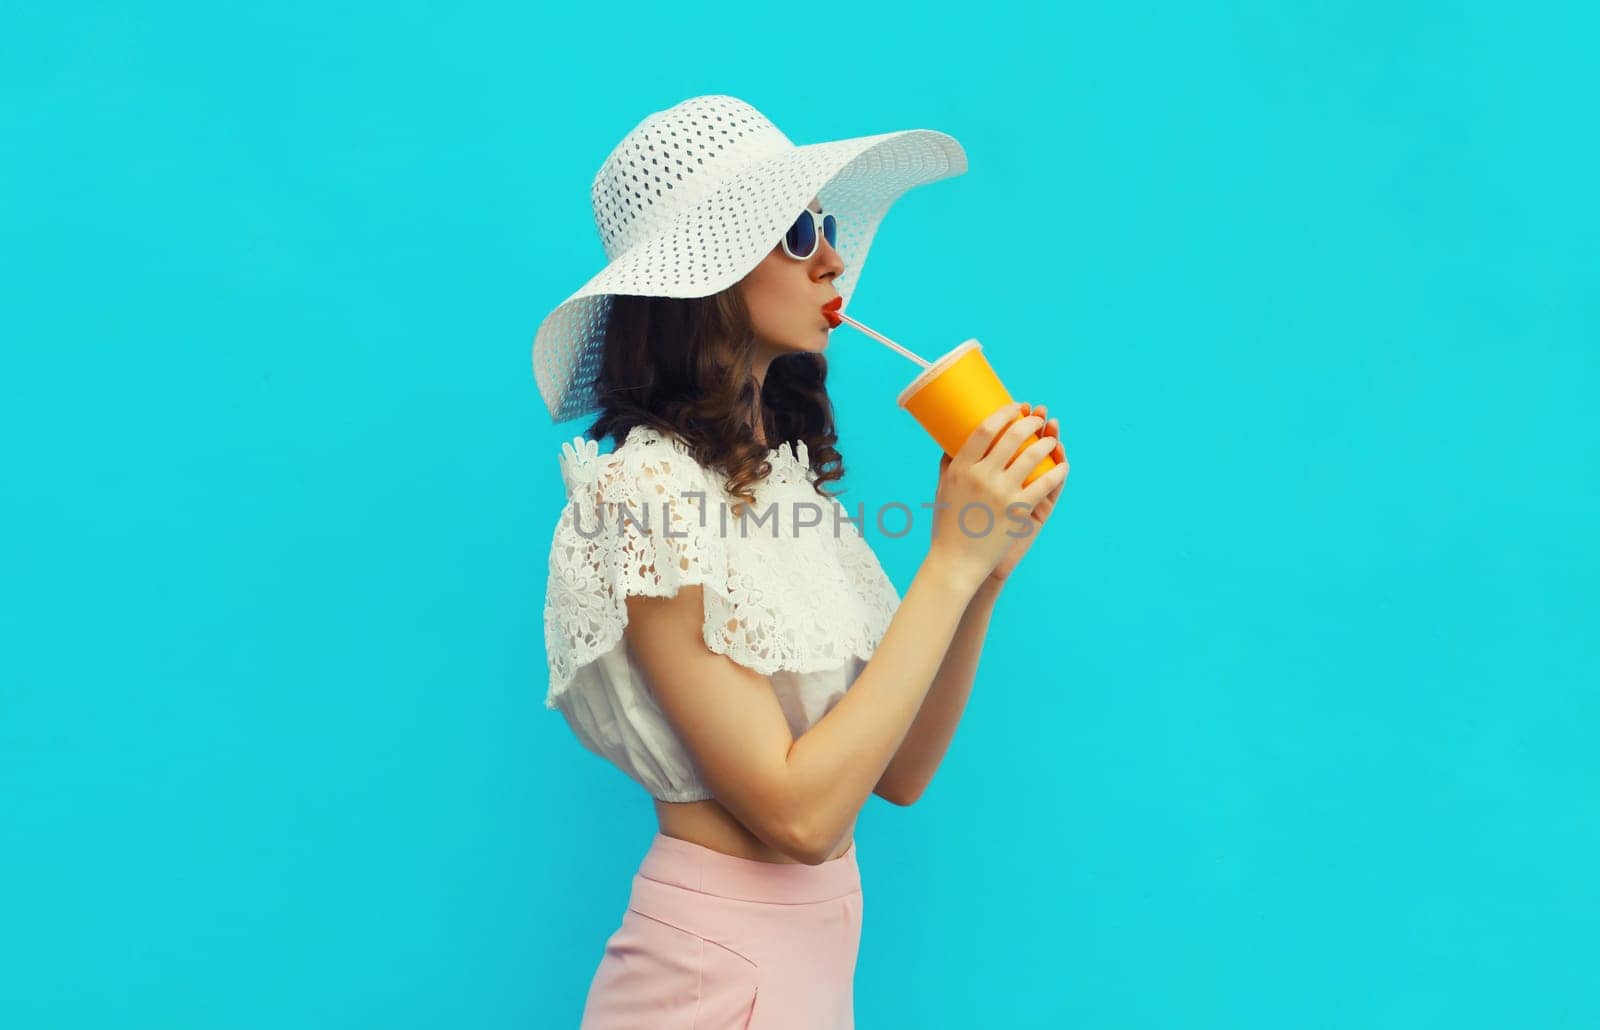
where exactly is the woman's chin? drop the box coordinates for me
[782,334,827,354]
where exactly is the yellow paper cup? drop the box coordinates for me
[896,339,1059,488]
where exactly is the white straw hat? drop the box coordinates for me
[530,94,968,424]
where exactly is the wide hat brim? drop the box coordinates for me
[532,126,968,424]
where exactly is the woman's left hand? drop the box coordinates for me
[943,402,1067,587]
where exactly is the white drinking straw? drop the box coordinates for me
[834,311,931,369]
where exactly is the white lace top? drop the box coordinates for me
[543,424,901,802]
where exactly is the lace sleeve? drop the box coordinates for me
[544,431,901,710]
[543,435,734,709]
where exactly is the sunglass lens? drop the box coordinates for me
[786,212,817,258]
[823,214,837,249]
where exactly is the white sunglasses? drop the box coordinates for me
[779,208,839,260]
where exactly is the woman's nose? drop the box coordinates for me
[814,238,845,278]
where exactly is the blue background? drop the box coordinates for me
[3,2,1596,1027]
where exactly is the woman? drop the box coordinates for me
[535,95,1069,1029]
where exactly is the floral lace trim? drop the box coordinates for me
[559,424,814,492]
[544,426,899,708]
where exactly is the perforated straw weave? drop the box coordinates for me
[530,94,969,424]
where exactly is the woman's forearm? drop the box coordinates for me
[874,576,1002,806]
[781,552,986,861]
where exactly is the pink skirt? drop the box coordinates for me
[579,832,864,1029]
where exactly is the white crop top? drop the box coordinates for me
[543,424,901,802]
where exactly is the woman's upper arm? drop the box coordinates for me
[623,585,809,861]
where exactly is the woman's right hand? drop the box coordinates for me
[925,402,1066,590]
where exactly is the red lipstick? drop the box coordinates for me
[822,296,844,327]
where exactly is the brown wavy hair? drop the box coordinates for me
[581,287,847,517]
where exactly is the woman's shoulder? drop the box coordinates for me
[554,425,832,529]
[556,425,711,498]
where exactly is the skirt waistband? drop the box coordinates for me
[634,832,860,904]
